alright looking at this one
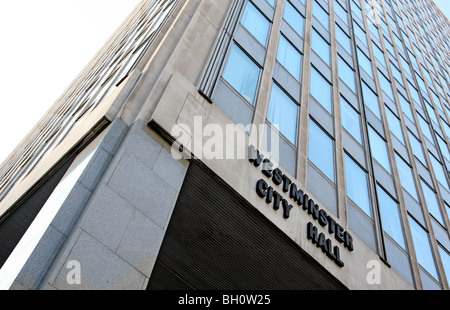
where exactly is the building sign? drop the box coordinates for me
[249,145,354,268]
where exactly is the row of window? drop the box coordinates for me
[217,0,450,289]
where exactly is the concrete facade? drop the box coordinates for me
[0,0,449,290]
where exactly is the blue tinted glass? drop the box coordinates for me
[395,154,418,201]
[368,127,392,173]
[420,180,444,225]
[309,120,335,182]
[312,28,330,65]
[313,1,329,30]
[409,217,439,280]
[267,83,298,145]
[241,2,270,46]
[345,154,372,217]
[284,1,304,36]
[223,44,260,105]
[277,35,302,81]
[341,97,362,143]
[338,56,356,93]
[310,66,332,113]
[361,82,381,118]
[377,186,405,249]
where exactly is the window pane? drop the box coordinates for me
[313,1,329,30]
[310,66,332,114]
[377,186,405,249]
[341,97,362,143]
[338,56,356,93]
[357,48,374,78]
[361,82,381,118]
[241,2,270,46]
[395,153,418,201]
[368,126,392,173]
[277,35,302,81]
[335,24,352,55]
[309,120,335,182]
[429,153,449,190]
[438,246,450,287]
[385,106,405,144]
[312,28,330,65]
[284,1,304,36]
[223,44,260,105]
[378,70,394,101]
[420,180,444,225]
[267,83,298,145]
[409,216,439,280]
[345,154,372,217]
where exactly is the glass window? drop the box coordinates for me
[312,28,330,65]
[438,246,450,287]
[267,83,299,145]
[361,82,381,118]
[335,1,348,25]
[338,56,356,93]
[437,134,450,162]
[378,69,394,101]
[385,106,405,144]
[377,186,406,249]
[341,96,362,143]
[241,2,271,46]
[309,120,335,182]
[429,153,449,190]
[310,66,332,114]
[418,115,434,143]
[223,44,260,105]
[420,180,444,225]
[284,1,304,36]
[409,216,439,280]
[368,126,392,173]
[398,93,414,123]
[335,24,352,55]
[395,153,419,201]
[408,131,427,166]
[313,0,329,30]
[357,48,374,78]
[277,35,302,81]
[345,154,372,217]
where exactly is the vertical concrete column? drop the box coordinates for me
[40,120,189,290]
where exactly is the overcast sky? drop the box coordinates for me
[0,0,448,166]
[0,0,141,165]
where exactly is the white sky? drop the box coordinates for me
[0,0,141,165]
[0,0,448,166]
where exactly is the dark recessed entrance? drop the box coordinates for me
[147,161,347,290]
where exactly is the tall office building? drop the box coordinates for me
[0,0,449,290]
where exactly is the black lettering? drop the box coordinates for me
[308,203,320,220]
[325,239,336,260]
[344,232,354,252]
[248,145,263,167]
[266,187,273,204]
[272,168,283,186]
[335,224,345,243]
[302,193,309,211]
[256,179,268,198]
[307,222,319,244]
[327,216,336,235]
[262,159,273,178]
[317,233,327,251]
[318,209,328,227]
[282,175,292,193]
[334,246,345,267]
[272,191,283,211]
[282,199,294,219]
[290,184,304,207]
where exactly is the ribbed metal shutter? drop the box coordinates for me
[147,161,347,290]
[0,158,75,268]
